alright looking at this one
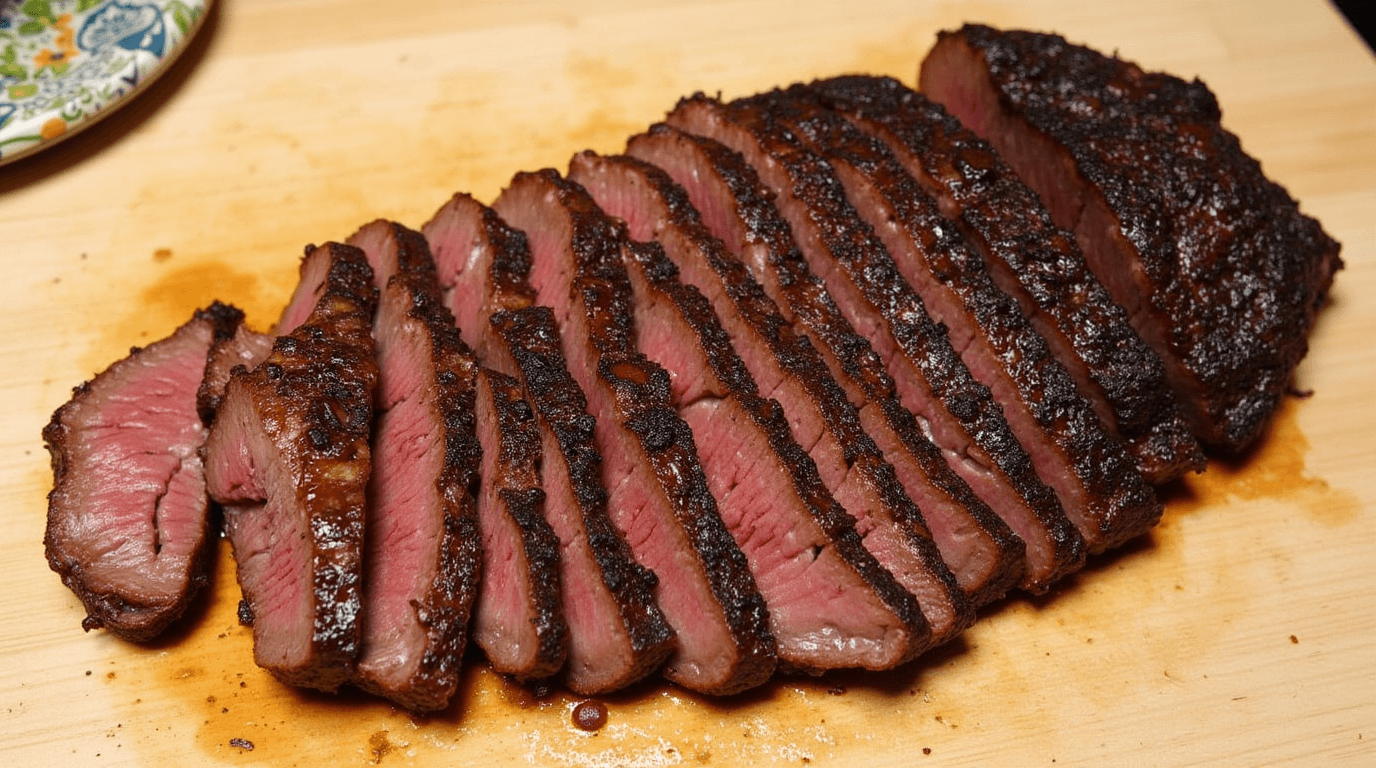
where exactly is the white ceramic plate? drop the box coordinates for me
[0,0,209,165]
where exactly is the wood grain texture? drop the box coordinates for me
[2,1,1373,765]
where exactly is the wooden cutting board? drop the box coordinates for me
[3,1,1373,765]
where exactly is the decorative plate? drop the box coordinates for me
[0,0,209,165]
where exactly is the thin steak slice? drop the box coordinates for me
[472,366,566,679]
[807,75,1204,483]
[203,243,378,692]
[487,306,676,694]
[423,192,538,360]
[494,170,773,694]
[423,194,569,680]
[920,24,1343,452]
[345,220,483,712]
[45,302,244,642]
[570,150,974,644]
[198,323,273,426]
[754,89,1161,553]
[641,116,1076,592]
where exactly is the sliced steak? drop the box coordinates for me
[203,243,378,692]
[920,24,1343,452]
[493,170,773,694]
[753,89,1161,553]
[487,306,676,694]
[45,302,244,642]
[553,184,931,671]
[421,196,570,681]
[570,150,974,644]
[345,220,483,713]
[472,366,567,679]
[639,116,1077,592]
[423,192,538,360]
[807,75,1204,483]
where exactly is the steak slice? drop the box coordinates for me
[570,150,974,645]
[203,243,378,692]
[487,306,676,694]
[808,75,1204,484]
[753,89,1161,553]
[423,192,538,360]
[45,302,244,642]
[421,195,570,681]
[643,113,1078,592]
[920,24,1343,452]
[345,220,483,712]
[472,366,567,680]
[494,170,774,694]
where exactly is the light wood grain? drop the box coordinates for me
[3,1,1373,765]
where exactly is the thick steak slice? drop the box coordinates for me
[345,221,483,712]
[488,306,676,694]
[423,192,538,360]
[45,302,244,642]
[421,195,570,681]
[472,367,566,679]
[203,243,378,692]
[808,75,1204,483]
[755,90,1161,553]
[644,114,1078,592]
[494,170,773,694]
[920,25,1343,452]
[570,150,974,645]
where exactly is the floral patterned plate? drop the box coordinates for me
[0,0,209,165]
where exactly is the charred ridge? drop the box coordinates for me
[490,305,677,693]
[921,24,1342,452]
[752,89,1161,553]
[345,220,483,712]
[204,242,378,692]
[570,149,974,645]
[473,366,567,680]
[613,223,930,672]
[807,74,1203,483]
[45,301,244,642]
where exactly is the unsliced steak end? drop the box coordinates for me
[204,243,378,692]
[348,221,483,713]
[45,302,244,642]
[920,24,1342,452]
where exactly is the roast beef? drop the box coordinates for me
[421,196,571,681]
[45,302,244,641]
[919,24,1343,452]
[753,89,1161,553]
[471,366,567,679]
[487,306,677,694]
[198,323,273,426]
[202,243,378,692]
[639,115,1077,592]
[807,75,1205,484]
[569,150,974,645]
[345,220,483,712]
[493,170,774,694]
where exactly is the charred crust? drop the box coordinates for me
[807,74,1204,481]
[947,24,1341,451]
